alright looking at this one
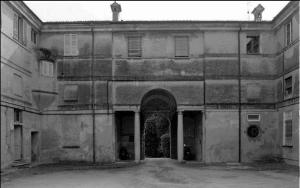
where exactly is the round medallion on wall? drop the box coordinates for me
[247,125,261,138]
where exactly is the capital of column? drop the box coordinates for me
[177,110,183,115]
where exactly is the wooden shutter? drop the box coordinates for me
[70,34,78,56]
[128,36,141,57]
[13,14,18,39]
[18,17,23,43]
[23,21,27,45]
[64,34,78,56]
[175,36,189,57]
[64,34,71,56]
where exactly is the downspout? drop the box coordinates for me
[238,24,242,163]
[91,24,96,164]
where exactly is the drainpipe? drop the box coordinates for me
[238,24,242,163]
[91,24,96,164]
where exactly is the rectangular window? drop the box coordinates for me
[64,34,78,56]
[31,28,37,44]
[283,111,292,146]
[13,13,27,45]
[63,85,78,102]
[247,114,260,122]
[175,36,189,57]
[14,109,22,123]
[247,36,259,54]
[13,74,23,97]
[284,76,293,98]
[286,21,292,46]
[40,60,54,77]
[128,36,142,57]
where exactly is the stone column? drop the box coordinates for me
[177,110,184,162]
[134,111,140,162]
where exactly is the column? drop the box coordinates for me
[134,111,140,162]
[177,110,184,162]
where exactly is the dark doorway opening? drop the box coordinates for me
[183,111,202,161]
[14,125,23,161]
[31,131,39,162]
[115,111,135,161]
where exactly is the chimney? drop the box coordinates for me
[251,4,265,22]
[111,1,121,22]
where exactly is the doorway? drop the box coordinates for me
[31,131,39,162]
[140,89,177,160]
[14,125,23,160]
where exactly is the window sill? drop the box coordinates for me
[282,145,293,148]
[174,56,190,59]
[246,53,261,55]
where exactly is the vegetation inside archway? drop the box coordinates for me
[144,114,170,158]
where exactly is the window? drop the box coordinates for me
[247,36,259,54]
[286,21,292,46]
[13,13,27,45]
[14,109,22,123]
[247,114,260,122]
[128,36,142,57]
[175,36,189,57]
[284,76,293,98]
[13,74,23,97]
[64,34,78,56]
[31,28,37,44]
[40,60,54,77]
[63,85,78,101]
[283,111,292,146]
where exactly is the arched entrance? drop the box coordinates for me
[140,89,177,159]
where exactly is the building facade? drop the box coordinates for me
[1,1,299,169]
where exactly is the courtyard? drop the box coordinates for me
[1,158,299,188]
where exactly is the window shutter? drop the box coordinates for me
[64,34,71,56]
[23,21,27,45]
[18,17,23,43]
[13,14,19,39]
[175,36,189,57]
[49,62,54,76]
[128,36,141,57]
[71,34,78,56]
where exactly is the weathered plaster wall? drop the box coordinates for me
[40,114,93,163]
[241,111,280,162]
[204,110,239,163]
[113,81,204,105]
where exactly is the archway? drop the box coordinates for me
[140,89,177,159]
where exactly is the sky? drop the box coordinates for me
[24,1,290,22]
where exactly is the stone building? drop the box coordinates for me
[1,1,299,169]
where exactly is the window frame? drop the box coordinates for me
[283,111,293,147]
[247,114,261,122]
[246,35,260,54]
[13,13,27,46]
[284,76,293,99]
[174,35,190,58]
[127,36,142,58]
[40,60,54,77]
[31,28,37,44]
[63,85,79,102]
[64,34,78,56]
[285,20,292,46]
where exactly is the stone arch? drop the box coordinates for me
[140,88,177,159]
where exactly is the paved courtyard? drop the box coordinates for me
[1,158,299,188]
